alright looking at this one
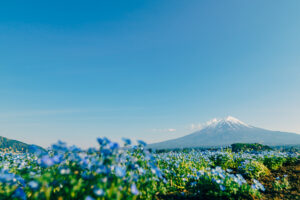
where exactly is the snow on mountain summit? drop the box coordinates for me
[202,116,250,130]
[224,116,249,127]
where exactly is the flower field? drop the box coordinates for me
[0,138,299,200]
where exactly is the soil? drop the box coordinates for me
[258,160,300,200]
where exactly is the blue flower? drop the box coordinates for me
[97,137,110,146]
[259,184,265,192]
[13,188,26,200]
[219,185,226,191]
[226,168,233,173]
[131,183,139,195]
[69,145,81,152]
[93,188,104,196]
[153,168,163,179]
[40,155,55,167]
[87,147,97,154]
[85,196,95,200]
[251,184,257,190]
[138,168,145,174]
[52,154,63,164]
[215,166,222,171]
[0,171,15,183]
[108,142,119,150]
[236,174,246,184]
[97,138,104,145]
[115,166,126,178]
[28,181,39,189]
[253,179,265,191]
[96,165,109,174]
[101,149,112,156]
[137,140,147,146]
[122,138,131,145]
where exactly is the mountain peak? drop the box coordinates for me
[149,116,300,149]
[224,116,249,126]
[203,116,250,130]
[225,116,240,122]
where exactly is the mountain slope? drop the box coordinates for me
[0,136,45,153]
[148,116,300,149]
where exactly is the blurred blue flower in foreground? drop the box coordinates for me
[131,183,139,195]
[108,142,119,151]
[28,180,39,190]
[122,138,131,145]
[13,188,26,200]
[97,137,110,146]
[115,166,126,178]
[93,188,104,196]
[220,185,226,191]
[40,155,55,167]
[85,196,95,200]
[137,140,147,147]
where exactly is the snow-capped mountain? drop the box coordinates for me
[198,116,251,131]
[148,116,300,149]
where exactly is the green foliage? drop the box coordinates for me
[231,143,272,153]
[209,152,236,169]
[238,160,270,178]
[273,176,291,191]
[284,156,298,165]
[263,156,286,170]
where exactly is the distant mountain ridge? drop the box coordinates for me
[148,116,300,149]
[0,136,45,153]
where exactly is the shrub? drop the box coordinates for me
[263,156,286,170]
[209,152,236,169]
[238,160,270,178]
[231,143,272,153]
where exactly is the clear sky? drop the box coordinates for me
[1,0,300,148]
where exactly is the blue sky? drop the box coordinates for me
[1,1,300,148]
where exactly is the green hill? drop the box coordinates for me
[0,136,45,153]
